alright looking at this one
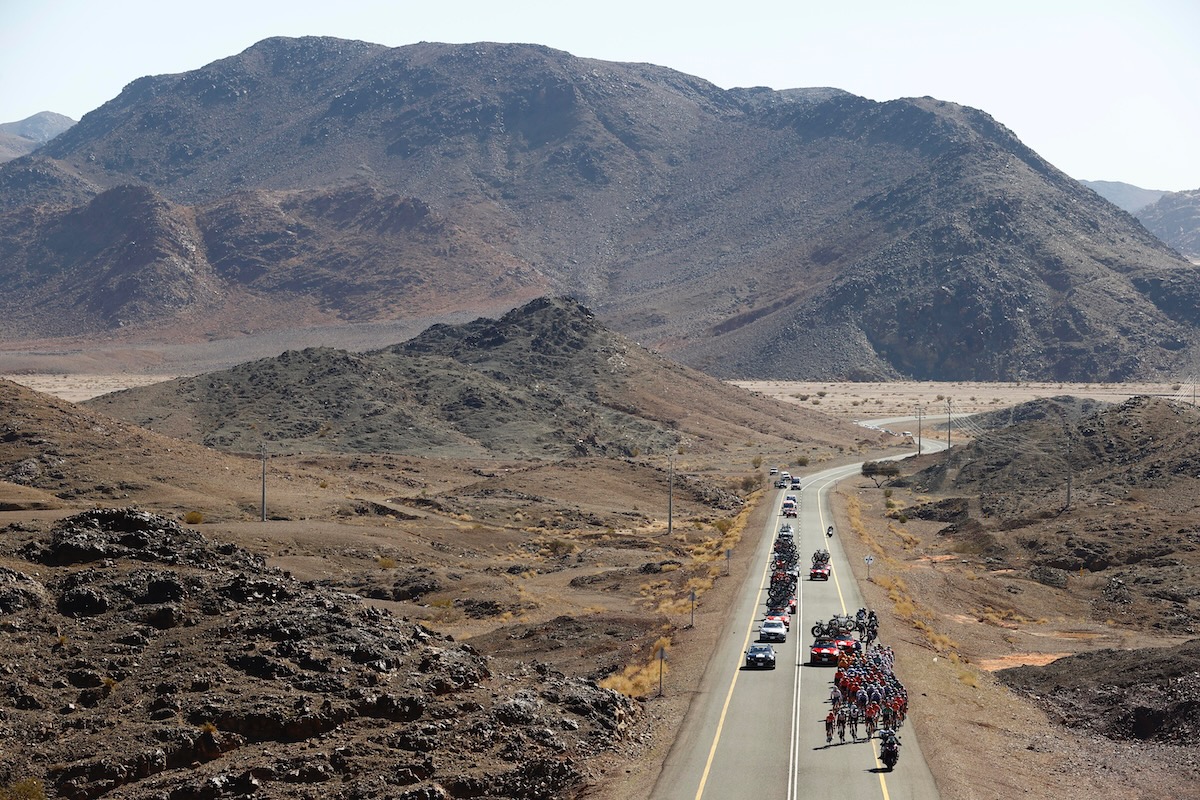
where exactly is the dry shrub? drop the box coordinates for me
[183,511,204,525]
[0,779,46,800]
[657,597,692,614]
[377,556,397,569]
[600,637,671,697]
[543,538,576,558]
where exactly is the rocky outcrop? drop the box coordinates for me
[0,508,637,799]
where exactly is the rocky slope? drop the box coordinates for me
[0,508,634,799]
[1000,639,1200,745]
[899,395,1200,633]
[1,37,1197,380]
[1080,179,1166,214]
[1137,189,1200,260]
[0,111,74,162]
[859,393,1200,786]
[83,296,863,457]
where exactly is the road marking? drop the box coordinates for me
[786,501,806,800]
[814,471,849,614]
[873,740,893,799]
[692,495,784,800]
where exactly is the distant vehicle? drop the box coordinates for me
[769,467,779,476]
[779,523,793,535]
[759,619,788,642]
[809,639,840,666]
[790,476,802,489]
[780,471,791,482]
[745,644,777,669]
[810,564,831,581]
[764,611,790,630]
[774,477,788,489]
[781,497,797,518]
[901,431,912,437]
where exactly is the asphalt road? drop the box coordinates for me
[653,449,942,800]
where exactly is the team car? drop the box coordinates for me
[809,564,831,581]
[809,639,840,666]
[764,611,791,630]
[758,619,788,642]
[832,632,860,654]
[745,643,778,669]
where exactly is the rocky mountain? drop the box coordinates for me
[0,111,74,162]
[1137,189,1200,261]
[1080,180,1166,213]
[83,296,864,458]
[1080,180,1200,261]
[1,37,1198,381]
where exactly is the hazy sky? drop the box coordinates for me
[2,0,1198,190]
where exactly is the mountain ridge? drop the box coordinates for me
[2,37,1197,381]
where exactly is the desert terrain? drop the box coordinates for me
[4,373,1183,411]
[3,368,1197,798]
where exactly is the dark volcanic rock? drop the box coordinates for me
[0,508,637,799]
[999,639,1200,744]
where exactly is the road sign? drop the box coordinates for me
[864,554,874,579]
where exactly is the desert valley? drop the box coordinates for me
[2,34,1200,800]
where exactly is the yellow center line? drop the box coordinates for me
[692,501,780,800]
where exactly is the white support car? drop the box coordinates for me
[758,619,788,642]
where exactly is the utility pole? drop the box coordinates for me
[667,456,674,538]
[260,444,267,522]
[946,398,952,458]
[916,404,923,455]
[1065,432,1073,512]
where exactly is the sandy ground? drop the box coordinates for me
[735,380,1185,420]
[5,374,1186,410]
[0,373,180,402]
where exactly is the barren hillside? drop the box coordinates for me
[1,38,1197,380]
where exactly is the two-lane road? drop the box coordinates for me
[654,455,941,800]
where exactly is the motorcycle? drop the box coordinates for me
[880,736,900,771]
